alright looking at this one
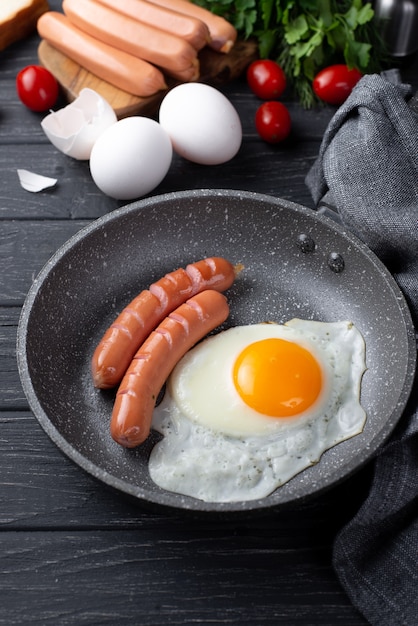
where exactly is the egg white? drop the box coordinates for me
[148,320,367,503]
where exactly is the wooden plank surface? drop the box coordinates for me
[0,142,319,220]
[1,526,368,625]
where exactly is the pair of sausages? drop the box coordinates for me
[37,0,237,98]
[92,257,237,448]
[62,0,200,82]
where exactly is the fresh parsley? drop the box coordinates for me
[194,0,384,107]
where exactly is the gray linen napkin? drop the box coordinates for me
[305,72,418,626]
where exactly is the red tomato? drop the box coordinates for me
[16,65,59,112]
[247,59,287,100]
[255,101,291,144]
[313,64,363,106]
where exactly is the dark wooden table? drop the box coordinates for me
[2,4,416,624]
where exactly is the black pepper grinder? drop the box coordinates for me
[374,0,418,57]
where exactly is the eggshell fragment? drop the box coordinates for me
[41,88,117,160]
[17,169,57,192]
[159,83,242,165]
[89,116,173,200]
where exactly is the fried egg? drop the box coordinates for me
[148,319,367,503]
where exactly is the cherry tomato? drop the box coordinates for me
[255,101,291,144]
[313,64,363,106]
[16,65,59,112]
[247,59,287,100]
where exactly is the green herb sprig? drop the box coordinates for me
[194,0,385,107]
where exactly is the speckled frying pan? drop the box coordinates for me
[17,190,416,517]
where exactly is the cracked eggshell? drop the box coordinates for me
[158,83,242,165]
[41,88,117,160]
[89,116,173,200]
[17,169,57,193]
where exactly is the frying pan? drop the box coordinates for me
[17,190,416,517]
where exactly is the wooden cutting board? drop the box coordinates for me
[38,38,259,119]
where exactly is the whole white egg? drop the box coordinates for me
[89,116,172,199]
[158,83,242,165]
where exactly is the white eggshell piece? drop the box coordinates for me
[159,83,242,165]
[89,116,173,200]
[17,169,57,193]
[41,88,117,160]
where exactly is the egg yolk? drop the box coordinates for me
[233,338,322,417]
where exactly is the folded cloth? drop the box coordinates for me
[305,71,418,626]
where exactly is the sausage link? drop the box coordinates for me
[63,0,200,79]
[148,268,194,308]
[92,257,236,389]
[37,12,167,97]
[111,289,230,448]
[95,0,210,51]
[186,257,234,291]
[147,0,237,53]
[92,290,162,388]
